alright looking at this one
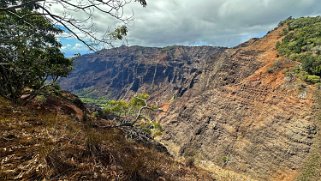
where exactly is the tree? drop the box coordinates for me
[102,93,163,137]
[0,0,147,50]
[0,0,147,101]
[104,93,154,124]
[0,10,72,101]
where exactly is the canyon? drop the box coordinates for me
[60,25,321,180]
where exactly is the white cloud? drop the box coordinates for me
[61,44,71,50]
[52,0,321,49]
[71,43,85,51]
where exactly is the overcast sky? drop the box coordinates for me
[59,0,321,56]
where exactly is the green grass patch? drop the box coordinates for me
[79,96,107,107]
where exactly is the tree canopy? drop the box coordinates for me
[0,0,147,101]
[0,0,147,50]
[0,9,72,101]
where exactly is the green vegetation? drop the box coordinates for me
[267,59,283,73]
[222,156,230,165]
[79,93,163,138]
[0,0,148,102]
[276,16,321,83]
[102,93,163,137]
[286,66,321,84]
[139,120,164,138]
[75,88,109,106]
[79,96,108,107]
[104,93,150,116]
[0,9,72,101]
[75,88,104,99]
[34,95,47,104]
[304,74,321,84]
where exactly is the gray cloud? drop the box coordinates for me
[54,0,321,49]
[117,0,321,47]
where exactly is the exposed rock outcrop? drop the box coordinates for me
[159,27,317,180]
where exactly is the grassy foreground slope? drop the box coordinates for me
[0,92,214,180]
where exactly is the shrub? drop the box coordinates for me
[304,75,321,84]
[34,95,47,104]
[140,121,163,138]
[104,100,129,116]
[102,94,162,137]
[185,157,195,167]
[276,16,321,83]
[267,60,283,73]
[222,156,230,165]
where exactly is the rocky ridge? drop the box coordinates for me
[60,45,226,101]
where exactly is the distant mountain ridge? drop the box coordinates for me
[60,45,226,100]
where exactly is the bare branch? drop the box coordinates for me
[37,5,97,50]
[1,0,147,51]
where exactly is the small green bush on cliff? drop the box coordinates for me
[139,120,164,138]
[103,93,152,116]
[304,75,321,84]
[104,100,130,116]
[80,96,108,107]
[267,59,283,73]
[103,94,163,137]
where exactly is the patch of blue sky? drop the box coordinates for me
[54,25,91,57]
[59,37,91,57]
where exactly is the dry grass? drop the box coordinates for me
[0,96,215,180]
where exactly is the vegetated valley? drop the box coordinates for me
[2,17,321,180]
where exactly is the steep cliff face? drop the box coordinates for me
[159,27,318,180]
[60,46,225,101]
[60,26,320,180]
